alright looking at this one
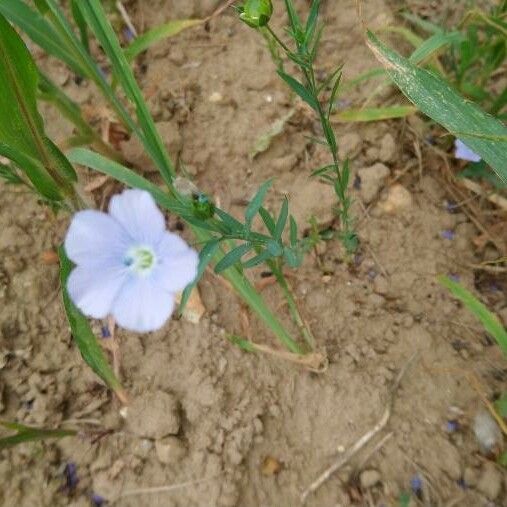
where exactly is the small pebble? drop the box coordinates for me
[360,469,381,489]
[473,410,503,455]
[477,463,502,500]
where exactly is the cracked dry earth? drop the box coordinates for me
[1,0,506,506]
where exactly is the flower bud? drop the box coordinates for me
[192,192,215,220]
[238,0,273,28]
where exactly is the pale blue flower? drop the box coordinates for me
[454,139,481,163]
[64,189,198,332]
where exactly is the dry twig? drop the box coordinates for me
[301,352,418,504]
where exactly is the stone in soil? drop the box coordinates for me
[126,390,180,439]
[357,163,390,204]
[360,469,381,488]
[476,462,503,500]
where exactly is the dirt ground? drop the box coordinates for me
[1,1,506,506]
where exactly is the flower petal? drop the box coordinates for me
[454,139,481,163]
[67,264,128,319]
[154,232,199,292]
[65,210,131,267]
[111,278,175,332]
[109,189,165,244]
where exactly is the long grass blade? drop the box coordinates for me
[367,31,507,185]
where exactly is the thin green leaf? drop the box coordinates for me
[409,31,463,65]
[245,180,273,226]
[259,206,276,235]
[402,13,443,34]
[277,70,319,111]
[289,216,298,246]
[0,0,85,75]
[274,198,289,240]
[59,247,127,402]
[0,161,23,185]
[179,239,220,316]
[215,243,253,273]
[0,421,75,450]
[227,335,256,353]
[332,105,417,122]
[379,26,423,48]
[327,69,342,118]
[243,248,273,268]
[367,31,507,185]
[70,0,89,53]
[0,13,77,197]
[67,148,188,216]
[494,393,507,418]
[125,19,202,61]
[438,275,507,356]
[79,0,175,185]
[0,143,61,201]
[304,0,320,46]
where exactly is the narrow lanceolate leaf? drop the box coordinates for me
[332,105,417,122]
[277,70,319,111]
[215,243,253,273]
[0,13,77,199]
[0,421,75,450]
[366,31,507,185]
[274,198,289,240]
[258,207,276,236]
[179,239,220,316]
[245,180,272,226]
[59,247,127,404]
[125,19,202,61]
[438,276,507,356]
[79,0,175,184]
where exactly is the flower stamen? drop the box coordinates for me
[124,246,156,275]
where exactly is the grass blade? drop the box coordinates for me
[367,31,507,185]
[125,19,202,61]
[245,180,273,226]
[0,0,85,75]
[79,0,175,185]
[0,15,77,199]
[59,247,127,404]
[332,105,416,122]
[0,421,75,450]
[438,275,507,356]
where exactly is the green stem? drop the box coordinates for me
[266,25,291,54]
[269,259,315,350]
[192,228,303,355]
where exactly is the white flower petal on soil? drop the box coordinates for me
[64,189,198,333]
[454,139,481,163]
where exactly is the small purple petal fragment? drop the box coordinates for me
[454,139,481,163]
[122,27,135,42]
[353,174,361,190]
[63,462,79,492]
[101,326,111,338]
[457,477,467,490]
[410,475,422,494]
[444,200,458,213]
[441,229,455,240]
[448,273,460,283]
[91,493,106,506]
[367,268,377,280]
[446,419,459,432]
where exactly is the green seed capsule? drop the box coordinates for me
[238,0,273,28]
[192,193,215,220]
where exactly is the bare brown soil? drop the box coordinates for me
[0,1,506,506]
